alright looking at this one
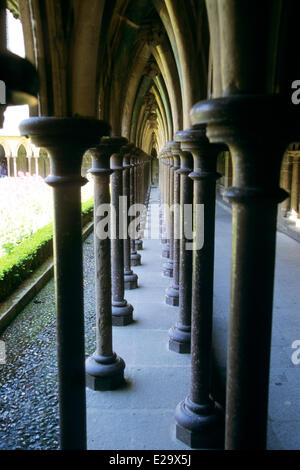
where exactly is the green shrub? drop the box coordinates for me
[0,198,94,302]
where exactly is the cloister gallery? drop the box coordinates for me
[0,0,300,451]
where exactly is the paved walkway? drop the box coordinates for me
[212,198,300,450]
[0,188,299,450]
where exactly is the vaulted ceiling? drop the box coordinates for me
[16,0,209,155]
[11,0,299,156]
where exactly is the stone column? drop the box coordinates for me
[191,95,292,450]
[162,149,170,258]
[174,125,224,449]
[159,153,164,242]
[130,149,142,266]
[13,156,17,177]
[163,144,174,277]
[280,151,292,217]
[35,157,39,176]
[110,137,134,326]
[6,156,10,177]
[123,143,138,289]
[86,141,125,391]
[19,117,110,450]
[136,152,145,250]
[290,152,300,218]
[165,141,181,306]
[224,152,232,188]
[168,132,193,353]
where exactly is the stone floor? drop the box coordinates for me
[0,187,299,450]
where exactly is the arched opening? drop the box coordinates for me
[38,149,50,178]
[17,144,28,174]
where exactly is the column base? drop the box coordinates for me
[124,270,138,290]
[112,301,134,326]
[131,252,141,266]
[135,239,143,250]
[168,323,191,353]
[163,260,173,278]
[85,352,125,391]
[175,397,224,449]
[165,285,179,306]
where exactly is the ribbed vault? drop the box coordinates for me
[18,0,210,154]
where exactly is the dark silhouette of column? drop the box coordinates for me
[19,117,110,450]
[191,95,292,449]
[123,143,138,289]
[110,137,134,326]
[168,131,193,353]
[174,125,224,449]
[165,141,181,306]
[85,140,126,391]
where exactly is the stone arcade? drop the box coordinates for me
[1,0,300,451]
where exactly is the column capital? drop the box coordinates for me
[19,117,111,186]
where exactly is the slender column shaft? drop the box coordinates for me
[19,117,110,450]
[111,141,134,326]
[85,143,125,391]
[189,137,223,406]
[52,180,86,449]
[123,144,138,289]
[168,145,193,354]
[162,152,170,257]
[136,153,146,250]
[94,163,112,356]
[163,145,174,277]
[165,142,181,306]
[130,150,141,266]
[190,94,291,450]
[111,154,125,302]
[174,127,224,449]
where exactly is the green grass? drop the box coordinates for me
[0,198,94,302]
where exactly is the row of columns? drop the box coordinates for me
[158,95,294,450]
[2,152,97,178]
[19,118,151,449]
[2,155,48,177]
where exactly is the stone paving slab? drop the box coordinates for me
[87,408,190,450]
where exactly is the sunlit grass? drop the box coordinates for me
[0,173,93,258]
